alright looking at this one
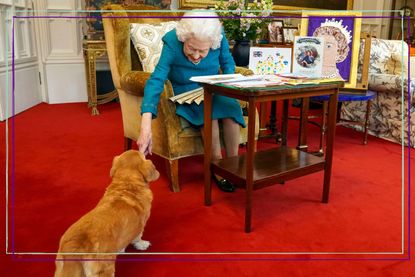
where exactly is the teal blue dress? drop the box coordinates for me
[141,29,246,127]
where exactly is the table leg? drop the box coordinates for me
[204,88,213,206]
[83,50,92,109]
[318,101,329,155]
[269,101,276,136]
[322,89,338,203]
[297,97,310,151]
[281,99,289,146]
[85,50,99,116]
[363,99,372,145]
[245,98,257,233]
[259,101,281,142]
[259,102,268,137]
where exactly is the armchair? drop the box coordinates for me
[102,4,259,192]
[341,39,415,147]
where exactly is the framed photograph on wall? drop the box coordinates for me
[300,11,362,88]
[283,26,298,44]
[268,20,284,44]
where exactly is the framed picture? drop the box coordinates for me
[300,11,362,88]
[273,0,353,10]
[399,5,414,17]
[268,20,284,44]
[282,26,298,44]
[84,0,172,39]
[181,0,353,10]
[248,46,292,75]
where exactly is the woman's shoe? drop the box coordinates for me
[212,174,235,193]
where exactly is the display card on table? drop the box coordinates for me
[248,47,292,75]
[292,36,325,78]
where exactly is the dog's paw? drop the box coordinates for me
[119,248,126,253]
[133,240,151,251]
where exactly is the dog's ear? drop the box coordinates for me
[140,160,160,183]
[110,155,120,177]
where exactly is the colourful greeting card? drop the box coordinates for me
[248,47,292,75]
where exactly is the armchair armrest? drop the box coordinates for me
[120,70,180,128]
[235,66,254,76]
[120,71,151,96]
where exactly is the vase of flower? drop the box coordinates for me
[215,0,273,65]
[232,39,251,66]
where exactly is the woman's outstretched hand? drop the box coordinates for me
[137,113,153,156]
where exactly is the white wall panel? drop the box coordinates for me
[4,6,12,60]
[0,1,41,121]
[0,64,42,120]
[48,17,80,56]
[354,0,391,39]
[0,7,6,63]
[14,0,25,8]
[33,0,86,104]
[46,0,74,10]
[45,63,87,104]
[15,10,26,59]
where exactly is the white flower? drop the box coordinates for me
[262,10,270,17]
[216,0,273,41]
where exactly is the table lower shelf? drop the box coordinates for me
[211,146,325,190]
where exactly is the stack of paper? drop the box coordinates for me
[282,77,344,86]
[169,87,204,105]
[226,75,287,88]
[190,74,263,84]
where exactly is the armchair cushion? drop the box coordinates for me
[130,21,177,72]
[369,39,408,75]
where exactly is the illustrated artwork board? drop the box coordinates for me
[248,47,292,75]
[292,36,325,78]
[300,11,362,88]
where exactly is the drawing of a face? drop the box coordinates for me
[313,25,349,63]
[321,35,341,78]
[322,35,338,65]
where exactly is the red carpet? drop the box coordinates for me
[0,102,414,276]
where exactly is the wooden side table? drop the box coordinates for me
[253,44,293,141]
[203,81,343,233]
[82,39,118,115]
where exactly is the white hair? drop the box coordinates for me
[176,10,223,50]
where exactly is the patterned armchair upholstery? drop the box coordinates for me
[342,39,415,147]
[101,4,258,192]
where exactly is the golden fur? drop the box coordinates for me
[55,150,159,277]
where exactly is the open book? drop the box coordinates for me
[169,87,204,105]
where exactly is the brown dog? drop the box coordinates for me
[55,150,159,277]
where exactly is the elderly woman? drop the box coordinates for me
[137,11,245,192]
